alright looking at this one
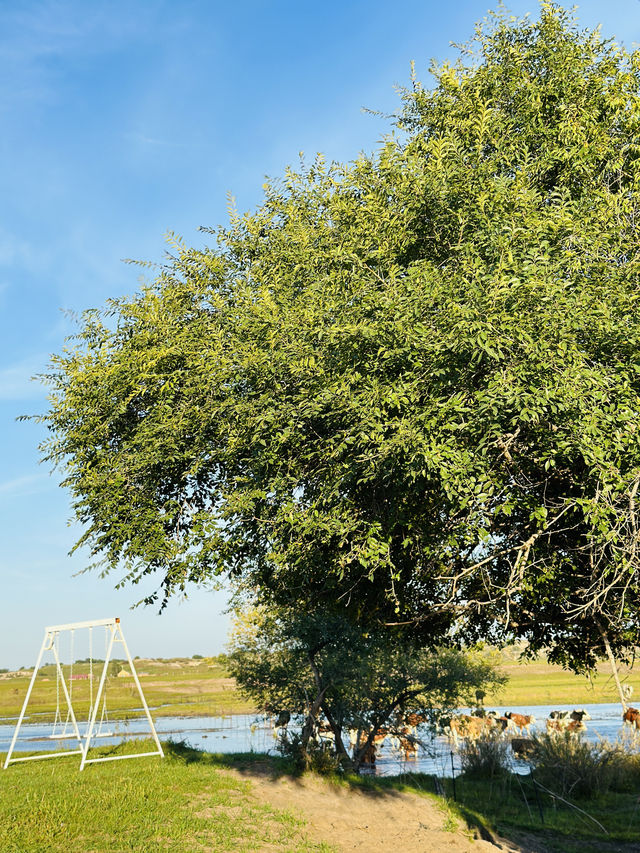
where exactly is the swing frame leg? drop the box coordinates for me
[80,620,164,769]
[4,630,84,768]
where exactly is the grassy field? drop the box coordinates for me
[0,742,334,853]
[2,744,639,853]
[1,650,637,724]
[483,655,640,708]
[0,657,253,722]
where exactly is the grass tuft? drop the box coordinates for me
[529,732,629,799]
[458,732,512,780]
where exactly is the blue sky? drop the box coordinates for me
[1,0,638,669]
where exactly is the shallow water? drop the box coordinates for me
[0,702,635,777]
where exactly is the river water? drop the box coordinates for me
[0,703,635,777]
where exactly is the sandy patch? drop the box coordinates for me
[229,767,527,853]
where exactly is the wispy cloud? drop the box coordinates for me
[0,356,48,400]
[0,472,47,497]
[0,1,172,111]
[123,130,200,151]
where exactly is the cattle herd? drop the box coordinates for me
[271,705,640,767]
[434,706,640,761]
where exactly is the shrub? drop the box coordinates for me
[276,730,343,775]
[608,729,640,792]
[529,732,626,799]
[459,732,511,779]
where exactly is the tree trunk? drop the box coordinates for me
[320,701,355,772]
[300,686,328,752]
[598,623,628,711]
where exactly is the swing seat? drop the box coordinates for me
[48,732,75,739]
[93,731,115,738]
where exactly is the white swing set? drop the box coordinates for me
[3,617,164,771]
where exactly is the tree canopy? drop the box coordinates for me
[40,3,640,669]
[227,604,502,772]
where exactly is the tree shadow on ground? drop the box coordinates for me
[162,741,519,846]
[164,738,432,790]
[161,742,640,853]
[163,738,293,774]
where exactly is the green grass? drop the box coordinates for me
[482,655,640,708]
[1,651,637,723]
[0,741,335,853]
[439,772,640,853]
[4,743,640,853]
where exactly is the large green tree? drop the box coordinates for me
[40,4,640,669]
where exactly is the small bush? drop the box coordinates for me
[459,732,511,779]
[608,728,640,792]
[529,732,626,799]
[276,731,343,775]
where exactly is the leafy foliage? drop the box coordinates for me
[39,4,640,667]
[226,605,502,772]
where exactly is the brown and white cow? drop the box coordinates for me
[504,712,536,735]
[623,707,640,730]
[446,714,492,744]
[360,742,377,765]
[396,726,419,758]
[403,712,427,730]
[547,717,586,736]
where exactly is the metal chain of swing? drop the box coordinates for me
[89,626,93,717]
[53,634,61,734]
[88,626,111,736]
[63,630,75,735]
[51,631,74,738]
[49,625,113,741]
[101,627,111,734]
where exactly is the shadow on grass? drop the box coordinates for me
[430,771,640,853]
[162,738,506,845]
[163,739,444,799]
[160,742,640,853]
[162,738,296,777]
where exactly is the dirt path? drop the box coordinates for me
[232,766,527,852]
